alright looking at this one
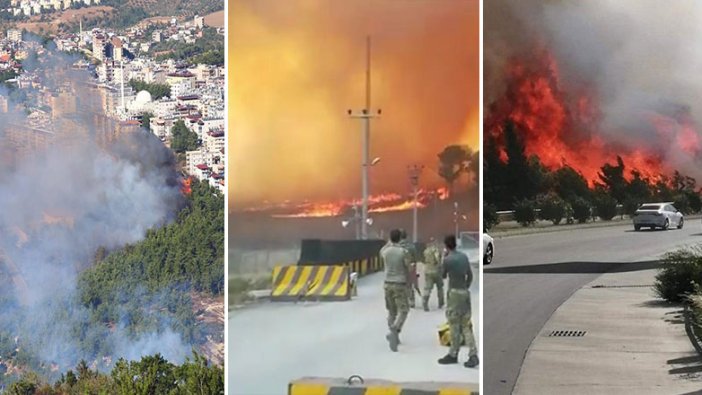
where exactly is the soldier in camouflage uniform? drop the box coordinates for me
[438,235,478,368]
[381,229,412,352]
[398,229,418,308]
[422,237,444,311]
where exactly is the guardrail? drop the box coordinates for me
[496,204,626,222]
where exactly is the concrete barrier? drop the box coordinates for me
[271,265,350,302]
[298,239,386,277]
[288,377,478,395]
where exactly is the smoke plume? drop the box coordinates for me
[0,44,189,372]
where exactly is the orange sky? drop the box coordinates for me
[229,0,479,208]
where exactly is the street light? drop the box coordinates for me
[341,205,374,240]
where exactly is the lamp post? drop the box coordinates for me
[407,164,424,243]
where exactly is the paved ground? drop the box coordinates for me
[484,221,702,394]
[514,267,702,394]
[229,260,480,395]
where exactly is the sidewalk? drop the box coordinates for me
[514,267,702,394]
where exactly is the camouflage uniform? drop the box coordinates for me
[381,242,411,335]
[422,243,444,310]
[399,239,418,308]
[443,250,478,360]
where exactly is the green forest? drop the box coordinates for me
[153,27,224,66]
[4,352,223,394]
[484,121,702,229]
[79,178,224,342]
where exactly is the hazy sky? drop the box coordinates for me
[228,0,479,207]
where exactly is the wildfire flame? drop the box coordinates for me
[247,187,450,218]
[486,48,699,184]
[181,177,193,196]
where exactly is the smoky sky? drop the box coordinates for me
[229,0,479,207]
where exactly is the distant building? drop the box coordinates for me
[92,33,106,62]
[152,30,162,43]
[7,29,22,43]
[111,36,123,61]
[194,15,205,29]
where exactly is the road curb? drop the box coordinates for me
[288,377,479,395]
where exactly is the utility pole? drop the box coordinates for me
[454,201,459,240]
[348,36,381,240]
[353,205,360,240]
[408,164,424,243]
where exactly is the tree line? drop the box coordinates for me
[4,352,223,394]
[485,121,702,228]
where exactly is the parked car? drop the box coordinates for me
[458,232,480,266]
[483,233,494,265]
[632,202,684,231]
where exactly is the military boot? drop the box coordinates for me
[437,354,458,365]
[464,355,479,368]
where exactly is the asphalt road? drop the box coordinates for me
[229,258,480,395]
[484,221,702,395]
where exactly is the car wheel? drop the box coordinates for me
[483,243,493,265]
[663,219,670,230]
[678,217,684,229]
[634,225,641,231]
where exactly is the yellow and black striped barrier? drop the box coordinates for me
[271,265,350,302]
[342,255,383,277]
[289,377,478,395]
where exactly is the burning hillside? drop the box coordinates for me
[0,46,215,379]
[485,0,702,185]
[241,187,450,218]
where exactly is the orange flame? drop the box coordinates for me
[181,177,193,196]
[485,48,689,184]
[253,188,449,218]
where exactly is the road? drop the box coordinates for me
[229,259,480,395]
[484,221,702,395]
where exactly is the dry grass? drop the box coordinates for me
[203,10,223,28]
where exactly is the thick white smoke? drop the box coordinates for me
[0,46,190,372]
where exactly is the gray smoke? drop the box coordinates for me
[0,44,189,373]
[486,0,702,177]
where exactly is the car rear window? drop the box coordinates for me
[638,205,661,210]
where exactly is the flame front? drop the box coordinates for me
[486,49,700,184]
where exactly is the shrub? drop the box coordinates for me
[483,203,499,231]
[514,199,537,227]
[654,248,702,303]
[674,194,691,215]
[537,193,567,225]
[570,197,591,224]
[594,195,618,221]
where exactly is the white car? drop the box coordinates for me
[632,202,684,231]
[483,233,494,265]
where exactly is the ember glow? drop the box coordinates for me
[229,0,478,208]
[486,48,699,184]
